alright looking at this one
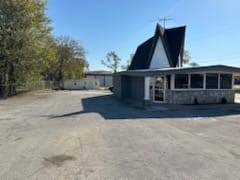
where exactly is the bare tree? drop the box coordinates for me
[121,54,134,70]
[183,50,199,67]
[183,50,191,64]
[101,51,121,73]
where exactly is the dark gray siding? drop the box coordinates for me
[113,75,145,102]
[120,76,130,98]
[129,76,144,100]
[113,74,122,98]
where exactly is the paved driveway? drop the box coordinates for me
[0,90,240,179]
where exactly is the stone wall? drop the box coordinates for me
[165,90,235,104]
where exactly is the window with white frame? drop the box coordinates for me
[175,74,189,89]
[191,74,204,89]
[206,73,218,89]
[234,76,240,85]
[220,74,232,89]
[174,72,233,90]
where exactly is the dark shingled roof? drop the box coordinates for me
[165,26,186,67]
[127,37,154,70]
[128,24,186,70]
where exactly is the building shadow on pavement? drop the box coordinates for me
[50,94,240,120]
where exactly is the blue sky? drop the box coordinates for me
[47,0,240,71]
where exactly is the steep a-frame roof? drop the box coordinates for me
[127,36,155,70]
[165,26,186,67]
[128,24,186,70]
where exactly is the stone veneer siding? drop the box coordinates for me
[165,90,235,104]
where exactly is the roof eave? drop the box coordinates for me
[117,65,240,77]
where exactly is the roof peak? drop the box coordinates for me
[128,24,186,70]
[155,23,186,32]
[155,24,164,36]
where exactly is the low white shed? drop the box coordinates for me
[63,79,99,90]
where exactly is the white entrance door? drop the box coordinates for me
[154,77,165,102]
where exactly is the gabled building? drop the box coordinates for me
[129,24,185,70]
[114,24,240,105]
[85,71,113,87]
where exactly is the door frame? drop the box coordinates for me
[153,76,166,103]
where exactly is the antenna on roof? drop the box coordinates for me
[149,17,174,28]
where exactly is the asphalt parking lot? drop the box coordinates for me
[0,90,240,179]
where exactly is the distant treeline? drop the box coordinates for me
[0,0,88,98]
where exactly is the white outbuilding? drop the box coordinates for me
[85,71,113,87]
[63,79,99,90]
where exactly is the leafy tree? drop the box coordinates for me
[0,0,54,98]
[101,51,121,73]
[50,36,88,85]
[39,35,58,80]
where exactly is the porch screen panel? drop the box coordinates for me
[206,73,218,89]
[191,74,204,89]
[175,74,189,89]
[220,74,232,89]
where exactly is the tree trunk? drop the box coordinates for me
[0,76,3,98]
[58,59,64,89]
[8,64,17,97]
[2,72,9,99]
